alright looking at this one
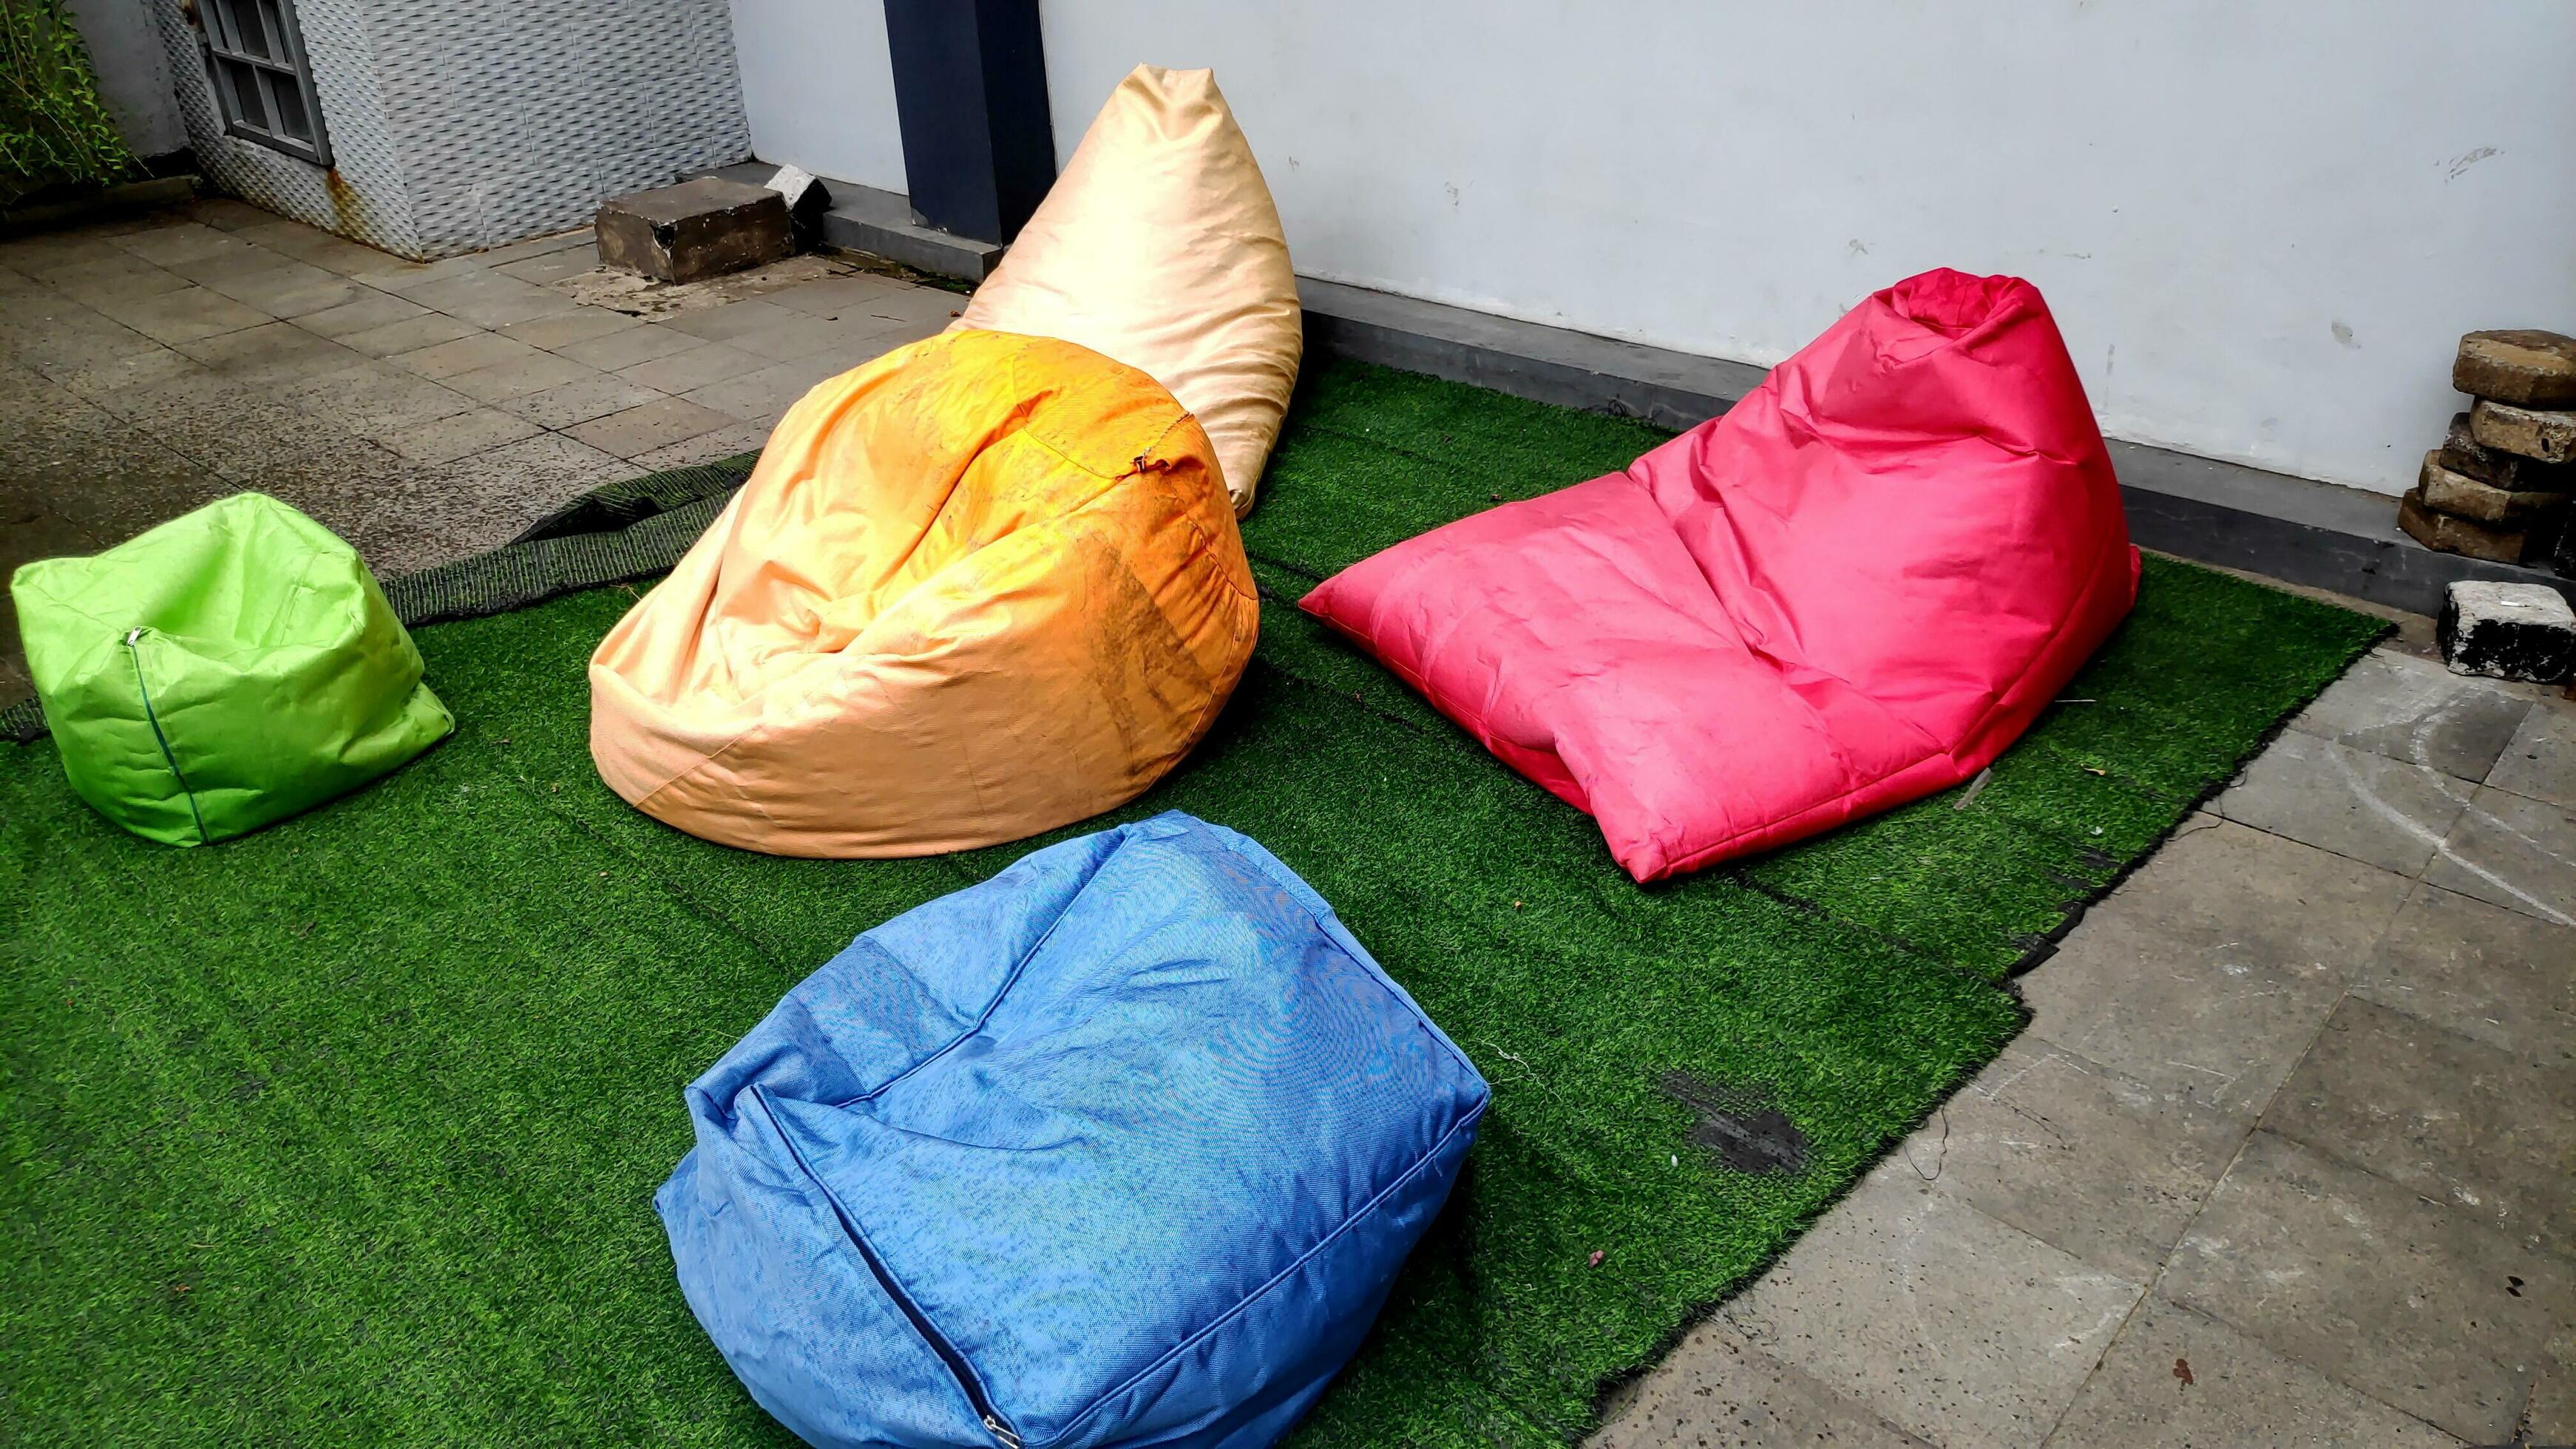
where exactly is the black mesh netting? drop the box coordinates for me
[0,452,760,744]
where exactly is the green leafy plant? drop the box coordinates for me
[1,0,139,206]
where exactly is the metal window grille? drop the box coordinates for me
[195,0,331,165]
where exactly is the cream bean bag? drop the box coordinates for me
[951,64,1301,516]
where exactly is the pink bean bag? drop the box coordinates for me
[1301,269,2138,882]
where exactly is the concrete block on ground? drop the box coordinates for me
[2454,328,2576,409]
[2438,580,2576,682]
[596,179,791,285]
[2418,450,2569,526]
[2470,398,2576,465]
[2399,489,2543,563]
[2441,410,2576,491]
[762,165,832,249]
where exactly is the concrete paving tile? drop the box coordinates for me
[474,227,592,265]
[2043,1298,2460,1449]
[1889,1036,2245,1282]
[194,258,367,319]
[346,249,490,290]
[2288,649,2535,783]
[2160,1130,2566,1444]
[561,397,733,458]
[441,352,598,404]
[498,307,638,350]
[2488,702,2576,810]
[1,222,171,276]
[112,220,256,267]
[2025,912,2349,1124]
[185,197,274,231]
[2424,787,2576,926]
[411,431,626,532]
[0,310,162,382]
[170,321,361,386]
[2215,732,2472,877]
[2268,996,2576,1258]
[496,372,663,430]
[718,309,882,362]
[2530,1331,2576,1447]
[38,254,194,305]
[838,282,969,329]
[628,418,772,472]
[283,364,476,435]
[612,337,758,391]
[681,356,844,422]
[88,285,274,345]
[1720,1174,2141,1448]
[2353,883,2576,1068]
[494,248,598,285]
[291,289,431,339]
[1590,1320,1933,1448]
[372,406,543,464]
[159,238,305,285]
[2019,818,2407,1118]
[4,397,232,546]
[660,296,810,345]
[400,269,580,328]
[231,217,349,253]
[555,319,708,373]
[45,342,204,401]
[390,331,546,380]
[336,312,481,358]
[765,271,916,318]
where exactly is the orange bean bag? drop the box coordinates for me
[951,64,1301,517]
[587,329,1258,858]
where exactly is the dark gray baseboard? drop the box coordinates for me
[709,163,1001,282]
[1299,277,2574,617]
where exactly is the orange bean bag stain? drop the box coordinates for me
[588,329,1258,857]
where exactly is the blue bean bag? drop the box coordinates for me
[658,811,1489,1449]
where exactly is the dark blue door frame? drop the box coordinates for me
[881,0,1056,245]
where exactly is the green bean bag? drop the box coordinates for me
[12,493,453,846]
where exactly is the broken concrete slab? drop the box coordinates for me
[596,178,792,285]
[2399,488,2541,563]
[2455,328,2576,410]
[2438,580,2576,682]
[2471,398,2576,465]
[2419,450,2569,526]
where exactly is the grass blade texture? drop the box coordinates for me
[0,359,2385,1446]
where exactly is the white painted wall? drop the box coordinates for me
[729,0,907,192]
[1037,1,2576,496]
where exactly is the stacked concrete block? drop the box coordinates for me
[2401,330,2576,568]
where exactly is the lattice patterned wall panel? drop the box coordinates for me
[152,0,421,254]
[155,0,751,259]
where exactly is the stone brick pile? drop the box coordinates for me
[2401,330,2576,574]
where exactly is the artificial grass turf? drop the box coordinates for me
[0,359,2385,1447]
